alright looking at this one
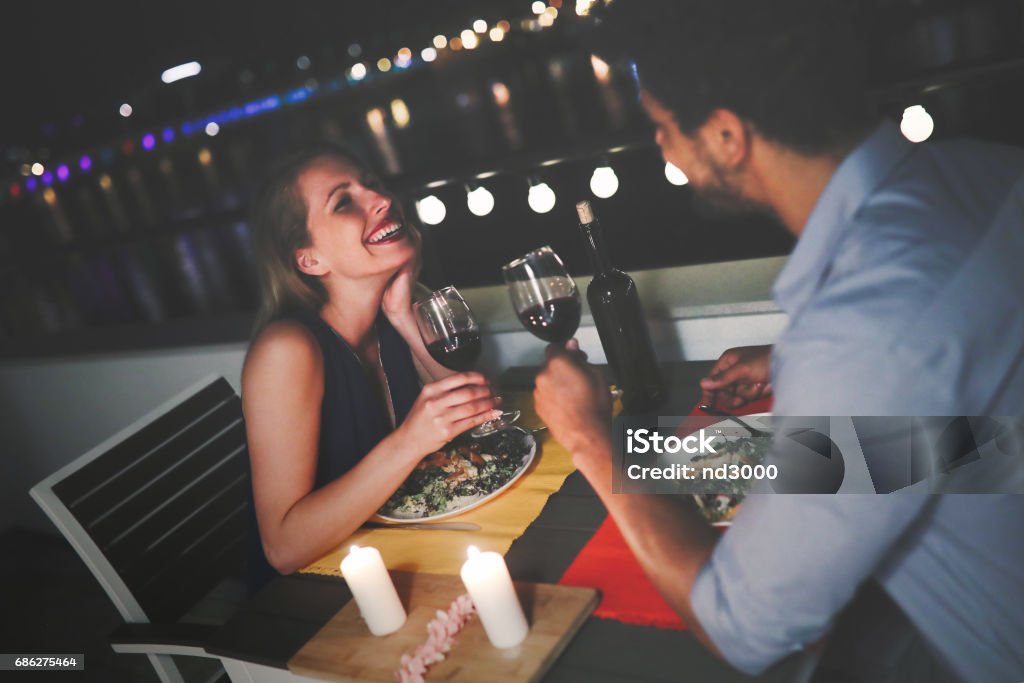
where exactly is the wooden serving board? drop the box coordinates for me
[288,572,598,683]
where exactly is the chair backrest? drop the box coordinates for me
[30,375,249,626]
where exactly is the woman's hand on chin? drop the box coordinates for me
[381,259,418,324]
[382,220,421,321]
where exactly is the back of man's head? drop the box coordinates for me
[596,0,877,156]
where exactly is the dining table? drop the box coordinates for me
[206,361,819,683]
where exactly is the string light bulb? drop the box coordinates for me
[528,180,556,213]
[590,165,619,198]
[466,185,495,216]
[900,105,934,143]
[416,195,447,225]
[664,162,689,186]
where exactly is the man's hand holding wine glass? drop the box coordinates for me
[534,339,613,458]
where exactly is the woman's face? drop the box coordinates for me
[293,156,416,282]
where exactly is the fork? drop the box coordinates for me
[698,405,772,438]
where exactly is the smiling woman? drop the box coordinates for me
[241,144,502,592]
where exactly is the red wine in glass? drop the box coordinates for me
[504,246,624,411]
[425,331,482,372]
[503,246,582,344]
[414,286,519,437]
[515,297,582,344]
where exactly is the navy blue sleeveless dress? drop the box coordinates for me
[246,308,421,594]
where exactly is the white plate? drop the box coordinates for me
[376,427,537,523]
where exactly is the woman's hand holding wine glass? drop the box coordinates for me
[413,286,520,438]
[395,372,502,454]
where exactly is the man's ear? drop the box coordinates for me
[295,248,328,276]
[701,108,752,169]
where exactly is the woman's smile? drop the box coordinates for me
[365,218,406,245]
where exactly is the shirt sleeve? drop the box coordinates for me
[690,494,931,674]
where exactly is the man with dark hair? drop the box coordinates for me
[534,1,1024,681]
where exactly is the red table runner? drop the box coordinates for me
[557,396,773,630]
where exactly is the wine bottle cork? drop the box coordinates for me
[576,200,594,224]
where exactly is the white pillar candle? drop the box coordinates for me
[340,545,406,636]
[459,545,529,648]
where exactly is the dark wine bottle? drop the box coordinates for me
[576,200,666,415]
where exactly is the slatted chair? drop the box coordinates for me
[30,375,250,683]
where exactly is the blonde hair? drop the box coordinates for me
[249,144,368,336]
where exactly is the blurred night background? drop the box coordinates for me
[2,0,1023,355]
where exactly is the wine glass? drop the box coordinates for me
[504,246,624,404]
[413,286,520,438]
[502,246,582,345]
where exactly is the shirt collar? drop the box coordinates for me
[772,120,915,317]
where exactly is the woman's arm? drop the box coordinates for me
[242,321,498,574]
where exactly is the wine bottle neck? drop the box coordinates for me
[580,221,613,275]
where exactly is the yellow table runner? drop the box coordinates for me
[299,393,576,577]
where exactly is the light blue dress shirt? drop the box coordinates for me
[690,122,1024,682]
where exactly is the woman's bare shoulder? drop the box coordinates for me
[243,319,323,387]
